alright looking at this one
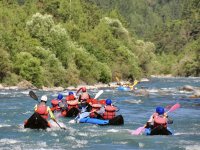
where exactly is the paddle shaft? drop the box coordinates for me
[29,91,66,130]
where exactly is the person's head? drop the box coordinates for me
[41,95,47,103]
[106,99,112,105]
[156,106,164,115]
[69,91,74,95]
[82,87,86,92]
[57,93,63,100]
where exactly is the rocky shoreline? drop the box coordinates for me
[0,78,151,91]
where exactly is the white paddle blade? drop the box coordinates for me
[94,90,104,99]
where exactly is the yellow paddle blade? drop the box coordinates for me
[133,80,138,87]
[116,76,120,82]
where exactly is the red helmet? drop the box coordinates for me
[82,87,86,92]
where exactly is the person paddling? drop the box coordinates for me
[146,106,173,130]
[34,95,56,127]
[50,93,65,113]
[96,99,118,120]
[76,87,91,111]
[65,92,79,109]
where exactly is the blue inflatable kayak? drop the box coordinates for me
[145,126,173,135]
[78,115,124,125]
[117,86,131,91]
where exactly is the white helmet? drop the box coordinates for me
[41,95,47,102]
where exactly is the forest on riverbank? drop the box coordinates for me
[0,0,199,88]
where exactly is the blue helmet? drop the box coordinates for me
[69,92,74,95]
[106,99,112,105]
[57,93,63,100]
[156,106,164,115]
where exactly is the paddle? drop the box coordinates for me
[94,90,104,99]
[29,91,39,103]
[129,80,138,90]
[69,90,104,123]
[131,103,180,135]
[52,118,66,130]
[29,91,66,130]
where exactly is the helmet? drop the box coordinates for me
[156,106,164,115]
[57,93,63,100]
[69,92,74,95]
[82,87,86,92]
[106,99,112,105]
[41,95,47,102]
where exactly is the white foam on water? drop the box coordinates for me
[20,91,29,95]
[138,142,145,148]
[148,89,159,93]
[64,136,76,141]
[71,139,88,149]
[107,129,119,133]
[77,132,88,137]
[174,132,200,136]
[113,141,128,145]
[22,111,32,114]
[0,138,20,144]
[123,99,143,104]
[185,145,200,150]
[50,132,58,137]
[0,124,11,128]
[36,141,47,148]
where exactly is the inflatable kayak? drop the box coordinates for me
[117,86,131,91]
[145,126,173,135]
[78,115,124,125]
[24,112,50,129]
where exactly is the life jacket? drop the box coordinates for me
[103,105,116,120]
[35,104,49,119]
[87,98,97,105]
[153,113,167,128]
[90,104,102,118]
[50,99,61,112]
[66,95,76,101]
[67,100,79,110]
[79,92,90,102]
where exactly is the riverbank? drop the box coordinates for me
[0,78,150,91]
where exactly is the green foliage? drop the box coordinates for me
[174,37,200,76]
[0,0,199,88]
[13,52,43,87]
[0,48,12,82]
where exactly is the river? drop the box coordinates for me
[0,77,200,150]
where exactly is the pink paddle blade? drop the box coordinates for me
[167,103,180,113]
[131,127,145,135]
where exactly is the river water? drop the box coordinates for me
[0,77,200,150]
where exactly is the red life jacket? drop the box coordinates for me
[50,99,61,112]
[153,113,167,128]
[103,105,116,120]
[66,95,76,101]
[35,104,48,119]
[67,100,79,109]
[90,104,102,118]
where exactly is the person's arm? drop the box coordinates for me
[34,104,37,111]
[47,107,55,120]
[146,115,154,128]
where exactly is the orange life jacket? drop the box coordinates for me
[90,104,102,118]
[67,100,79,109]
[66,95,76,101]
[103,105,116,120]
[50,99,61,112]
[35,104,49,119]
[153,113,167,128]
